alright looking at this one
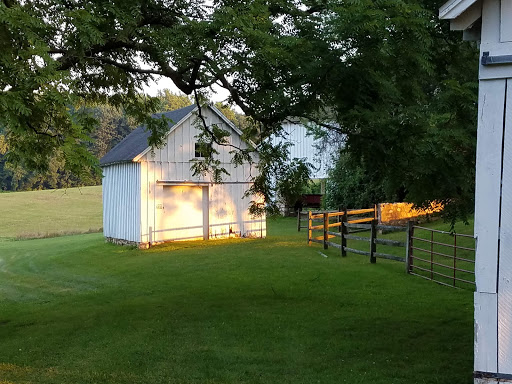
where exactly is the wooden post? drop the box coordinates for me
[308,210,312,245]
[370,219,377,264]
[341,212,347,257]
[405,221,414,274]
[338,206,343,233]
[297,209,302,232]
[323,212,329,250]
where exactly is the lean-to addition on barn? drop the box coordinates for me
[100,104,266,248]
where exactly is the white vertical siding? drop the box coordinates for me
[140,160,162,243]
[272,121,332,179]
[498,79,512,374]
[475,292,498,373]
[209,183,266,239]
[102,162,141,242]
[475,79,506,293]
[141,108,253,183]
[502,0,512,42]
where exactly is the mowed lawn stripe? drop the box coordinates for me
[0,218,473,384]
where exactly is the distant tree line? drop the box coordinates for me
[0,91,246,191]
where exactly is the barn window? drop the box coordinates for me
[194,143,211,158]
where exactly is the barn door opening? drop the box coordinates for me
[158,185,209,241]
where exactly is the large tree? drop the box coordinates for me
[0,0,478,216]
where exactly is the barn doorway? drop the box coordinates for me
[158,185,209,241]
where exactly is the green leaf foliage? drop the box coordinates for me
[0,0,478,221]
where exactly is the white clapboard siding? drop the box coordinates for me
[499,79,512,374]
[102,163,141,242]
[475,79,506,293]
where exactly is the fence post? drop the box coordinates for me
[341,212,347,257]
[323,212,329,250]
[297,209,302,232]
[370,219,377,263]
[308,211,312,245]
[405,221,414,273]
[338,207,343,233]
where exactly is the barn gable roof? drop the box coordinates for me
[100,104,197,166]
[100,104,246,166]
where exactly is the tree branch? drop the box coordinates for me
[300,115,345,134]
[92,56,166,76]
[27,122,58,138]
[193,90,245,153]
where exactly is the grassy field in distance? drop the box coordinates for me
[0,216,473,384]
[0,185,102,239]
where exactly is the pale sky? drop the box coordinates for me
[142,76,233,104]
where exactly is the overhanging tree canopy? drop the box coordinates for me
[0,0,478,217]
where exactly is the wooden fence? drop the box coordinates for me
[306,209,408,263]
[305,211,476,288]
[297,207,376,232]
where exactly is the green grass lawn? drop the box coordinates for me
[0,217,473,384]
[0,186,102,239]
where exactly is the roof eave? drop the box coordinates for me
[132,105,199,162]
[100,160,137,168]
[439,0,479,20]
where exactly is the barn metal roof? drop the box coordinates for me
[99,104,197,166]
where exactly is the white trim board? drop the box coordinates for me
[440,0,480,20]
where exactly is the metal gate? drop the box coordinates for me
[408,226,475,288]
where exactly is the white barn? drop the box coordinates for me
[100,104,266,248]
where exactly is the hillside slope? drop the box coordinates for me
[0,186,102,239]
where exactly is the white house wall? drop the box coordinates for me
[102,162,141,243]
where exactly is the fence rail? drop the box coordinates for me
[297,207,376,232]
[304,211,476,289]
[305,209,407,263]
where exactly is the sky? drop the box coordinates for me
[142,76,233,105]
